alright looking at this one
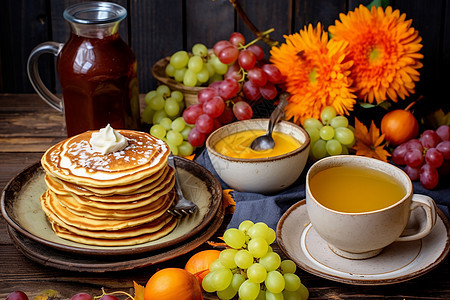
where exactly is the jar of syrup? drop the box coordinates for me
[27,2,141,137]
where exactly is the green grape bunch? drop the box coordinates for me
[142,84,194,157]
[303,106,355,161]
[202,220,309,300]
[165,43,229,87]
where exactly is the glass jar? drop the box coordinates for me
[27,2,141,137]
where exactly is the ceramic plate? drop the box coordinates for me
[6,203,224,272]
[276,200,450,285]
[1,157,222,256]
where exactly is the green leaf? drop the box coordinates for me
[367,0,390,10]
[421,109,450,128]
[359,103,377,109]
[378,100,392,111]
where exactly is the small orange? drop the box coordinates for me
[381,109,419,146]
[185,250,221,286]
[144,268,203,300]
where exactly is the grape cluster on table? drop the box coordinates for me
[165,43,229,87]
[182,32,284,148]
[202,220,309,300]
[392,125,450,189]
[71,293,119,300]
[215,32,283,102]
[6,291,120,300]
[142,84,194,156]
[6,291,29,300]
[302,106,355,161]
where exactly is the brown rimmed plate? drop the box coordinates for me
[6,203,224,273]
[276,200,450,285]
[1,157,222,256]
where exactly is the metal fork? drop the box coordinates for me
[167,154,198,217]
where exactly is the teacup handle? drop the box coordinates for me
[27,42,64,112]
[396,194,437,242]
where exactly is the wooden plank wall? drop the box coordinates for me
[1,0,448,113]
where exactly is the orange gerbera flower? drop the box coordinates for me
[353,118,390,162]
[329,5,423,104]
[270,23,356,125]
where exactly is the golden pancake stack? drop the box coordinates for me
[40,128,178,246]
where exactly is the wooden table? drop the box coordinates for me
[1,94,449,299]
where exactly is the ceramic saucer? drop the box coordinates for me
[276,200,450,285]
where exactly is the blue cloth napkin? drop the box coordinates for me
[194,148,450,231]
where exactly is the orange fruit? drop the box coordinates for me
[185,250,221,285]
[381,109,419,146]
[144,268,203,300]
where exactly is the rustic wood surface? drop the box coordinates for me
[1,94,449,299]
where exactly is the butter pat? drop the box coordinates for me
[89,124,128,155]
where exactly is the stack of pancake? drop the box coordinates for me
[40,129,178,246]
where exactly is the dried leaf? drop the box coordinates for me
[353,118,390,162]
[184,154,196,161]
[133,281,145,300]
[222,189,236,213]
[206,241,227,248]
[33,289,60,300]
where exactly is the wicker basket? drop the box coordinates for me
[151,56,204,107]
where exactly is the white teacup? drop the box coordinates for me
[306,155,437,259]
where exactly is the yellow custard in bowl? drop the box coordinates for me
[206,119,310,193]
[214,130,302,159]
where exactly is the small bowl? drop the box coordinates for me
[206,119,310,194]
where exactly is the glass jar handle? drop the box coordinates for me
[27,42,64,112]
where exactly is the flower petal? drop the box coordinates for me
[329,5,423,103]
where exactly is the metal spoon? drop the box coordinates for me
[250,92,289,151]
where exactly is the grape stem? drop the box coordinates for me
[93,288,135,300]
[228,0,280,48]
[238,69,247,82]
[240,29,276,50]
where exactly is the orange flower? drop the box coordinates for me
[329,5,423,104]
[270,23,356,125]
[353,118,391,162]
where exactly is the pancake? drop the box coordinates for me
[41,189,175,231]
[40,127,179,247]
[48,210,174,239]
[41,130,170,187]
[67,177,175,209]
[51,217,178,246]
[40,127,178,246]
[45,168,175,204]
[58,191,174,220]
[84,175,175,204]
[45,165,172,196]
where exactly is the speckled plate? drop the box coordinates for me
[6,203,224,272]
[276,200,450,285]
[1,157,222,256]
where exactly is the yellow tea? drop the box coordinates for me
[309,166,406,213]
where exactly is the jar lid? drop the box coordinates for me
[63,2,127,25]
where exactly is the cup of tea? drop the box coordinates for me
[305,155,437,259]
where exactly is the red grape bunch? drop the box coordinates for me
[392,125,450,189]
[183,78,246,147]
[71,293,120,300]
[182,32,284,148]
[215,32,283,101]
[6,291,29,300]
